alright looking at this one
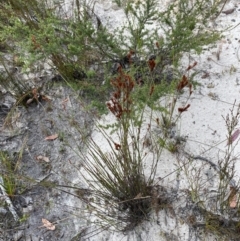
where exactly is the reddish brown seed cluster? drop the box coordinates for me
[176,62,198,113]
[148,59,156,71]
[186,61,197,71]
[177,75,189,91]
[177,75,193,95]
[177,61,197,95]
[31,35,41,50]
[126,50,135,64]
[149,85,155,96]
[114,142,121,150]
[106,66,135,118]
[178,104,190,113]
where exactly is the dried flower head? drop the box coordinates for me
[177,75,189,91]
[186,61,197,71]
[107,70,135,118]
[178,104,190,113]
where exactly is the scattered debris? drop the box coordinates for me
[44,134,58,141]
[201,72,210,79]
[36,155,50,162]
[227,129,240,145]
[42,218,56,230]
[229,186,237,208]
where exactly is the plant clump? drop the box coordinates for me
[79,67,169,231]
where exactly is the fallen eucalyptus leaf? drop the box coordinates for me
[42,218,55,230]
[36,155,50,162]
[45,134,58,141]
[134,193,142,199]
[229,187,237,208]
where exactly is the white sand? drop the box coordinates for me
[76,0,240,240]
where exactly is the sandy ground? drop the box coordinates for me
[1,0,240,240]
[82,0,240,240]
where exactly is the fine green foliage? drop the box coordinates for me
[0,0,119,72]
[115,0,220,63]
[0,0,222,107]
[159,0,221,64]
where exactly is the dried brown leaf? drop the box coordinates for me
[36,155,50,162]
[36,155,43,161]
[42,95,51,101]
[134,193,142,199]
[45,134,58,141]
[229,187,238,208]
[42,218,55,230]
[61,98,68,110]
[26,98,34,105]
[230,195,237,208]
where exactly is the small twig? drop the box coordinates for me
[185,153,237,188]
[236,45,240,62]
[117,195,151,204]
[214,0,228,20]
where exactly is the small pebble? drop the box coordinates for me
[222,8,235,15]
